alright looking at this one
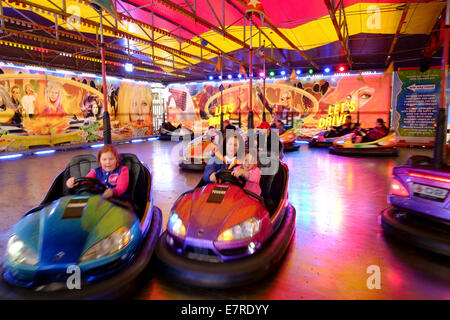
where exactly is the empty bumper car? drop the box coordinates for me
[279,129,300,151]
[179,135,219,171]
[381,155,450,257]
[159,122,193,141]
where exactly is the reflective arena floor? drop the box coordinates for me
[0,140,449,299]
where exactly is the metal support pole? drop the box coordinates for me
[99,9,112,145]
[54,13,59,40]
[0,1,4,29]
[262,40,266,122]
[248,14,254,129]
[243,15,246,47]
[434,14,449,168]
[220,55,224,131]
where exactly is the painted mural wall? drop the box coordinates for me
[164,72,392,138]
[0,62,154,153]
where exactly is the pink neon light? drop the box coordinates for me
[408,172,450,184]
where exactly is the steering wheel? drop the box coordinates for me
[72,177,106,195]
[215,169,246,188]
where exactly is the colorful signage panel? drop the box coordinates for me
[392,68,441,142]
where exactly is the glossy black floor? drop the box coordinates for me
[0,140,449,299]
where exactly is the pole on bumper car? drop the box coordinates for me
[248,13,254,129]
[97,5,112,145]
[434,1,449,169]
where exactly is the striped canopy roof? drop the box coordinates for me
[0,0,445,82]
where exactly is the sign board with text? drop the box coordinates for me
[391,68,441,145]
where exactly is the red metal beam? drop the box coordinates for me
[0,15,208,72]
[225,0,287,61]
[8,0,217,68]
[324,0,352,69]
[233,0,318,69]
[120,0,247,67]
[153,0,282,66]
[385,0,411,66]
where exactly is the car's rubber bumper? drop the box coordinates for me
[309,140,332,148]
[329,146,399,156]
[155,204,296,288]
[0,207,162,300]
[282,142,301,151]
[158,134,175,141]
[179,160,206,171]
[380,206,450,257]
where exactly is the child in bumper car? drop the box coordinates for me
[66,145,130,201]
[203,135,243,184]
[232,150,261,196]
[353,118,388,143]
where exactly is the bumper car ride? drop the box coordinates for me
[380,156,450,257]
[280,129,300,151]
[329,131,398,156]
[309,131,341,147]
[179,135,218,171]
[160,122,193,141]
[156,162,296,288]
[0,153,162,299]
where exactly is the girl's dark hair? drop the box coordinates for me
[222,132,245,160]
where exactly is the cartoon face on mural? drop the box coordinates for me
[81,94,101,119]
[11,86,21,104]
[117,83,153,137]
[42,81,67,116]
[319,75,391,127]
[24,84,34,96]
[130,85,152,125]
[0,85,14,111]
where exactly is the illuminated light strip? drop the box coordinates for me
[408,171,450,184]
[0,154,23,160]
[295,140,310,145]
[0,42,165,76]
[0,61,146,84]
[131,139,144,143]
[0,39,183,77]
[33,150,56,155]
[90,144,104,149]
[147,137,159,141]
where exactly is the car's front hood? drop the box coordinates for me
[175,184,266,241]
[280,129,296,143]
[184,136,216,159]
[13,195,134,265]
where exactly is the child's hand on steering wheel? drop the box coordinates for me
[66,177,78,189]
[232,168,243,178]
[102,188,114,199]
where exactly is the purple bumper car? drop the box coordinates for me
[381,156,450,256]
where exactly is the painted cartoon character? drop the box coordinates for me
[117,83,153,137]
[41,81,67,116]
[319,75,391,128]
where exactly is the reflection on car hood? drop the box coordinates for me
[174,184,266,240]
[13,195,136,265]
